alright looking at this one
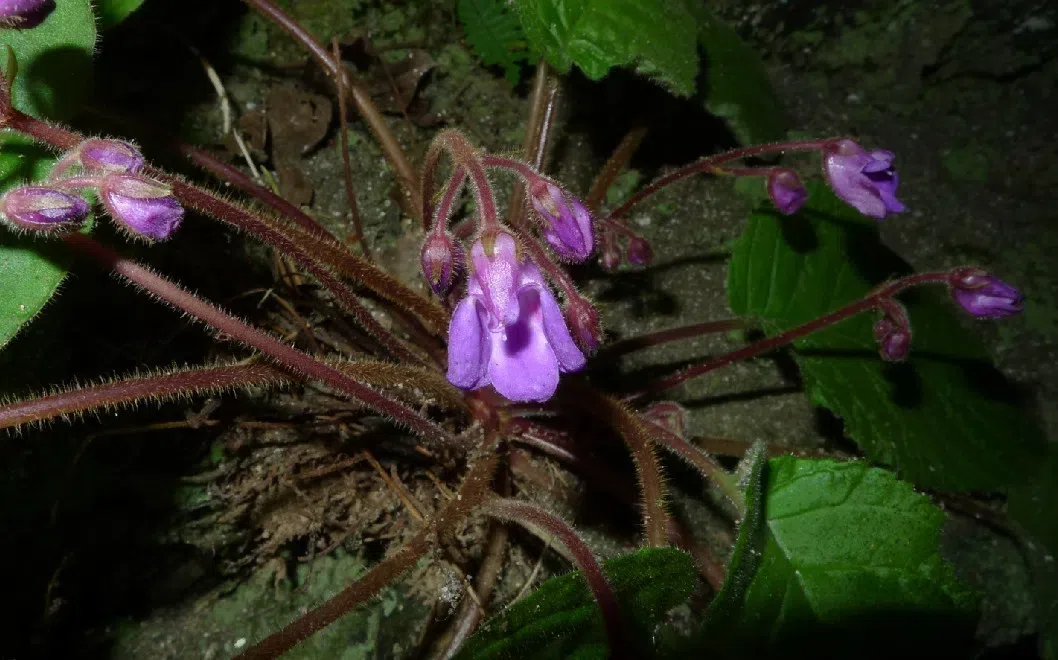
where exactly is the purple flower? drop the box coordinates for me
[950,268,1023,319]
[823,139,906,219]
[78,139,146,175]
[101,174,184,241]
[0,185,89,232]
[767,169,808,215]
[873,317,911,362]
[625,235,653,266]
[528,180,594,262]
[447,232,586,402]
[563,294,604,355]
[420,231,464,296]
[0,0,55,28]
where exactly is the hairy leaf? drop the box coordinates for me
[0,0,96,350]
[96,0,148,30]
[726,182,1044,490]
[514,0,699,97]
[458,0,529,84]
[455,547,696,659]
[705,457,976,656]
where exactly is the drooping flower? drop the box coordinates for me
[0,0,55,28]
[528,179,594,262]
[949,268,1023,319]
[0,185,89,232]
[767,169,808,215]
[447,231,586,402]
[420,230,464,296]
[873,317,911,362]
[823,139,906,219]
[100,174,184,241]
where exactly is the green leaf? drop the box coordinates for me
[458,0,530,84]
[726,182,1044,491]
[0,0,96,349]
[455,547,696,660]
[96,0,147,30]
[695,9,786,144]
[513,0,699,97]
[1008,445,1058,659]
[0,0,97,120]
[0,135,74,350]
[705,457,977,656]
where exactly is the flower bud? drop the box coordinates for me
[100,174,184,241]
[873,317,911,362]
[563,295,603,355]
[625,235,654,266]
[949,267,1023,319]
[642,401,689,439]
[0,185,89,233]
[0,0,55,28]
[528,179,594,262]
[77,139,146,175]
[767,169,808,215]
[420,231,464,296]
[599,230,620,271]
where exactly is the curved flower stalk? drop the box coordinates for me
[447,232,585,402]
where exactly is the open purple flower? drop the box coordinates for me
[823,139,906,220]
[447,231,586,402]
[528,180,594,262]
[950,269,1023,319]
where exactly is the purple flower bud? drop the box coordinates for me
[625,235,654,266]
[563,295,603,355]
[873,317,911,362]
[77,139,146,175]
[100,174,184,241]
[0,0,55,28]
[767,169,808,215]
[599,231,621,271]
[823,139,906,220]
[420,231,464,296]
[949,268,1023,319]
[528,179,594,262]
[0,185,89,232]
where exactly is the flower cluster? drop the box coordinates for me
[421,135,599,402]
[0,139,184,241]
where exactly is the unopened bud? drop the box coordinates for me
[0,0,55,28]
[949,267,1023,319]
[767,169,808,215]
[873,317,911,363]
[642,401,689,439]
[563,295,603,355]
[77,139,146,175]
[0,185,89,233]
[625,235,653,266]
[421,231,464,296]
[100,174,184,241]
[528,178,594,262]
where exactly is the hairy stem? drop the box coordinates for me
[565,385,669,546]
[331,36,369,259]
[642,420,744,514]
[422,131,499,232]
[635,271,954,398]
[600,319,751,359]
[483,498,629,658]
[507,60,553,227]
[0,362,288,432]
[238,433,502,659]
[62,234,459,448]
[584,127,648,213]
[606,138,835,222]
[241,0,419,217]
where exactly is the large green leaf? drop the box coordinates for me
[0,0,96,120]
[455,547,696,660]
[96,0,148,30]
[0,0,96,349]
[458,0,530,84]
[705,457,976,656]
[513,0,699,97]
[695,10,785,144]
[726,182,1044,491]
